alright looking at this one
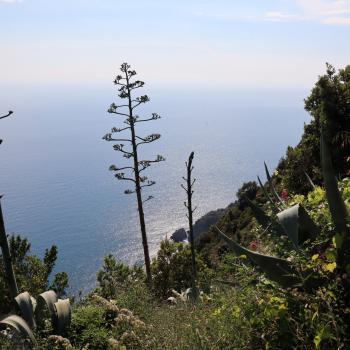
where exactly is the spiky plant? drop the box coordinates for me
[216,133,349,289]
[0,290,71,348]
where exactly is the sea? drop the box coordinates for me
[0,84,310,294]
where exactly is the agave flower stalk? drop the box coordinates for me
[0,197,19,299]
[104,63,165,285]
[181,152,198,299]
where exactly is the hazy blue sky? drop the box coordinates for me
[1,0,350,88]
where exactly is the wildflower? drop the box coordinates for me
[319,252,326,260]
[281,189,289,200]
[249,241,258,251]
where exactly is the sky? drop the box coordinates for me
[1,0,350,88]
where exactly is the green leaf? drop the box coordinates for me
[257,175,279,212]
[277,204,319,248]
[264,162,285,207]
[0,314,37,346]
[305,172,316,190]
[321,131,349,244]
[214,226,302,288]
[244,196,285,235]
[333,233,344,250]
[314,333,322,349]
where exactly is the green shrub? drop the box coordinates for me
[96,254,144,299]
[0,235,68,313]
[151,239,212,298]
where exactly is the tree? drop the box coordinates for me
[278,63,350,194]
[103,63,165,285]
[0,234,68,313]
[181,152,198,300]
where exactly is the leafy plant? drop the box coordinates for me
[0,235,68,314]
[0,290,71,348]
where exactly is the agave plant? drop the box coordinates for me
[320,131,349,270]
[216,135,349,289]
[214,226,302,288]
[249,164,320,250]
[0,290,71,348]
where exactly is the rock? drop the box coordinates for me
[170,228,187,242]
[192,208,225,239]
[171,207,226,242]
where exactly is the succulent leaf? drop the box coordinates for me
[0,314,37,346]
[54,299,71,334]
[264,162,285,207]
[15,291,36,329]
[277,204,319,248]
[244,196,284,235]
[214,226,302,288]
[320,131,349,237]
[257,175,279,212]
[305,172,316,190]
[36,290,58,328]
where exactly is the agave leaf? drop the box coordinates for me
[245,195,271,229]
[264,162,285,207]
[0,314,37,346]
[277,204,319,248]
[305,172,316,190]
[54,299,71,334]
[214,226,301,288]
[15,291,36,329]
[257,175,279,212]
[320,131,349,239]
[244,196,284,235]
[36,290,58,328]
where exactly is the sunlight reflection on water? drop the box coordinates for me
[0,85,309,293]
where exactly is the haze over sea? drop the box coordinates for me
[0,84,309,293]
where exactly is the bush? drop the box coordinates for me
[0,235,68,313]
[96,254,145,299]
[151,239,212,298]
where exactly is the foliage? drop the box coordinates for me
[0,235,68,313]
[278,63,350,194]
[151,239,212,298]
[236,181,259,209]
[96,254,144,299]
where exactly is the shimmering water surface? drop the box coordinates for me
[0,84,309,293]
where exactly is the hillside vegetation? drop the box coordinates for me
[1,64,349,349]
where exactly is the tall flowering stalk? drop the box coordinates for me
[103,63,165,285]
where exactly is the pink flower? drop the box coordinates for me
[249,241,258,251]
[281,189,289,201]
[319,252,326,260]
